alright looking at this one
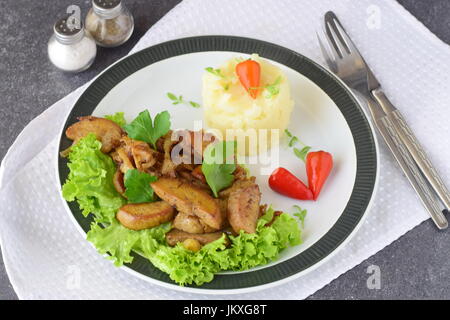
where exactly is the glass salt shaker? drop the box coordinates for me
[85,0,134,47]
[48,18,97,73]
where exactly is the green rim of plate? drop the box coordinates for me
[58,35,377,290]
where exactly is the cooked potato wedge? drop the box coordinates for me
[151,178,223,230]
[116,201,175,230]
[227,184,261,234]
[166,228,225,246]
[66,116,123,153]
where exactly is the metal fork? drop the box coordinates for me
[317,11,448,229]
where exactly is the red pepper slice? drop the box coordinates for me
[269,167,313,200]
[306,151,333,200]
[236,59,261,99]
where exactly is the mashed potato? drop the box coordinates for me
[203,54,294,154]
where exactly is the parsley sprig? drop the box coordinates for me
[167,92,201,108]
[123,110,170,149]
[124,169,158,203]
[293,146,312,162]
[292,205,307,228]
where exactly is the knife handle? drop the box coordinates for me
[366,98,448,229]
[376,116,448,229]
[373,89,450,210]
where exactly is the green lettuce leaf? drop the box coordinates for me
[87,220,170,266]
[104,112,127,127]
[87,220,141,266]
[124,169,158,203]
[62,134,125,223]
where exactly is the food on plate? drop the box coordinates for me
[116,202,175,230]
[200,140,237,197]
[202,54,294,153]
[65,116,123,153]
[269,167,314,200]
[306,151,333,200]
[111,146,135,173]
[61,110,303,286]
[269,148,334,201]
[172,211,216,234]
[219,178,256,198]
[182,238,202,252]
[167,92,201,108]
[113,169,126,196]
[166,228,226,246]
[191,165,207,183]
[151,177,223,230]
[62,133,126,224]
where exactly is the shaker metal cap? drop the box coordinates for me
[54,17,84,44]
[93,0,123,19]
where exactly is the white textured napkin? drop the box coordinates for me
[1,0,450,299]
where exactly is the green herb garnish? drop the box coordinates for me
[104,112,127,127]
[292,205,307,228]
[285,129,311,162]
[264,77,282,99]
[189,101,201,108]
[288,136,299,147]
[294,146,312,162]
[205,67,225,78]
[249,76,282,99]
[167,92,182,105]
[284,129,293,138]
[202,141,237,197]
[167,92,201,108]
[123,110,170,149]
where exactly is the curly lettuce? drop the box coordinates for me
[87,220,170,266]
[87,206,301,286]
[62,134,125,223]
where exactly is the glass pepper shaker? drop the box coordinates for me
[85,0,134,47]
[48,17,97,73]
